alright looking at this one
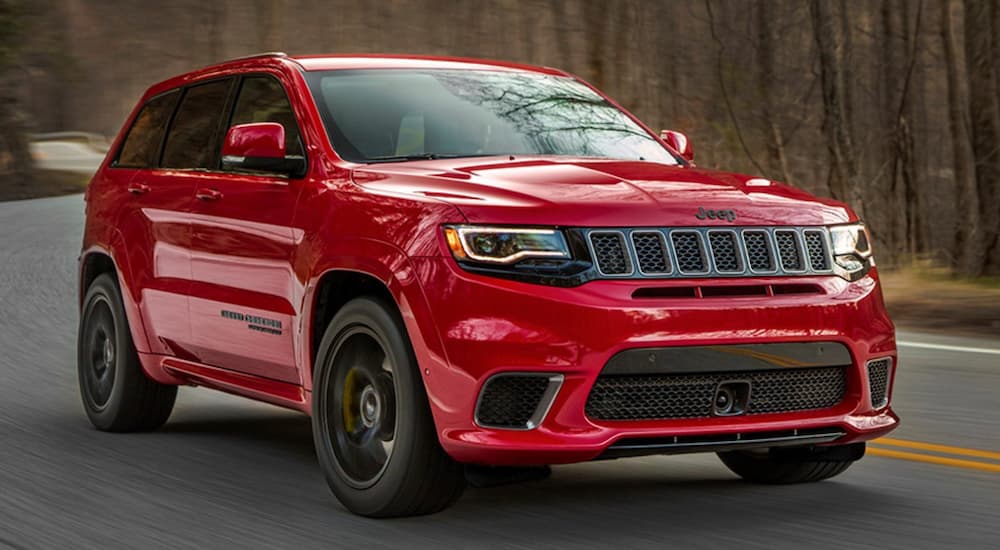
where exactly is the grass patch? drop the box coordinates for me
[880,266,1000,337]
[0,170,91,202]
[898,262,1000,290]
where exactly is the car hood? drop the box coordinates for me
[351,156,854,227]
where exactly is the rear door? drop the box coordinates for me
[107,89,195,357]
[142,77,237,358]
[185,74,305,384]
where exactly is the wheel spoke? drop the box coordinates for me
[83,299,116,408]
[326,329,398,488]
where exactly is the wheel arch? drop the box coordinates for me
[309,268,396,372]
[79,251,117,308]
[302,242,454,433]
[79,243,152,354]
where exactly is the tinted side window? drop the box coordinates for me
[229,77,304,156]
[162,79,232,169]
[116,90,179,168]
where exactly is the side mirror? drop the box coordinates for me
[660,130,694,163]
[222,122,306,177]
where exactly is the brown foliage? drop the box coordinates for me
[7,0,1000,274]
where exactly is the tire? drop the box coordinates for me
[718,442,865,484]
[78,273,177,431]
[312,297,465,517]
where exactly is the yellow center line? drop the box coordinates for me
[867,447,1000,474]
[872,438,1000,462]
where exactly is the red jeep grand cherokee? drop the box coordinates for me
[79,53,898,517]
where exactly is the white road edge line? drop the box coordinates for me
[897,341,1000,356]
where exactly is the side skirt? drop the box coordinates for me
[160,356,311,414]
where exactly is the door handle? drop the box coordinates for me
[195,188,223,201]
[127,182,150,195]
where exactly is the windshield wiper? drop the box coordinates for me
[363,153,493,164]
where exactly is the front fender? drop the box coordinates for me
[300,237,459,434]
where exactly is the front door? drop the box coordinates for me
[186,74,306,384]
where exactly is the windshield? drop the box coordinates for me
[304,69,679,164]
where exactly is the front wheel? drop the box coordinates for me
[718,442,865,484]
[312,297,465,517]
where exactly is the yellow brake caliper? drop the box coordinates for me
[342,368,359,430]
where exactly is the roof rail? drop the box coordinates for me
[223,51,289,63]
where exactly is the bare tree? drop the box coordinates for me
[810,0,865,219]
[0,0,33,188]
[755,0,794,184]
[6,0,999,274]
[963,0,1000,275]
[940,0,982,275]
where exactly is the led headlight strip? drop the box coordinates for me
[444,226,571,265]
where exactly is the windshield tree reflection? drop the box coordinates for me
[307,69,678,164]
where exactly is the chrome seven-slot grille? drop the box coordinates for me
[586,227,833,278]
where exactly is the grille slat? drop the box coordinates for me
[632,232,671,274]
[586,367,847,421]
[775,231,804,271]
[804,231,830,271]
[587,226,834,279]
[867,358,891,409]
[671,232,707,273]
[590,232,631,275]
[744,231,775,271]
[708,231,741,272]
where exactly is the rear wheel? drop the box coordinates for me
[718,443,865,484]
[78,273,176,431]
[312,297,465,517]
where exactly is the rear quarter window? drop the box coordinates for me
[116,90,179,168]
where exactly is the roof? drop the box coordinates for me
[140,53,572,101]
[289,53,570,76]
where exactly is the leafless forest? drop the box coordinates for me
[2,0,998,275]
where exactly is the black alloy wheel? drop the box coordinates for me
[312,297,465,517]
[78,273,176,431]
[81,294,117,410]
[718,442,865,484]
[327,327,397,488]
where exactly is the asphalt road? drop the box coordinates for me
[1,194,998,550]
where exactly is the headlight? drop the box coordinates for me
[829,222,874,281]
[444,225,570,264]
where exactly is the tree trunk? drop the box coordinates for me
[756,0,794,185]
[880,0,926,263]
[940,0,983,275]
[581,0,606,88]
[0,88,35,189]
[809,0,865,219]
[963,0,1000,275]
[255,0,284,51]
[901,0,928,257]
[0,0,34,189]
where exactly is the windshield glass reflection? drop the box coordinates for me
[306,69,678,164]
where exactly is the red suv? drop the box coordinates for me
[79,53,898,517]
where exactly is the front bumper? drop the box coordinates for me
[411,257,899,465]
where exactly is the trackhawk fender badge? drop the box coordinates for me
[221,310,283,335]
[695,207,736,222]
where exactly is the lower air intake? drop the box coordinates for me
[475,374,562,429]
[867,358,892,409]
[586,367,847,421]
